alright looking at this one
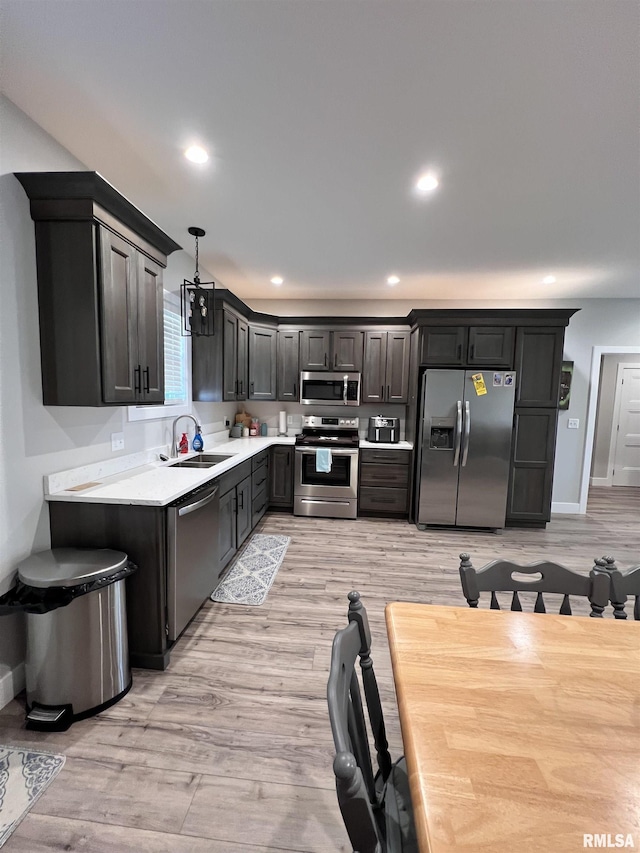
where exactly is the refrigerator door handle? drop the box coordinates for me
[461,400,471,466]
[453,400,463,466]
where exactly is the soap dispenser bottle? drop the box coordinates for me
[178,432,189,454]
[192,430,204,452]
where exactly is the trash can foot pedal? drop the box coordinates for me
[26,703,73,731]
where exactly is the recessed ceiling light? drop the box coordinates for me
[542,275,556,284]
[184,145,209,164]
[270,276,284,286]
[415,172,439,193]
[387,275,400,286]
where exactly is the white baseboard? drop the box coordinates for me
[590,477,612,487]
[551,502,581,514]
[0,662,25,710]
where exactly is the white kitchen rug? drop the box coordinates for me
[0,745,65,847]
[211,534,290,606]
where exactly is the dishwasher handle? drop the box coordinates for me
[177,486,219,517]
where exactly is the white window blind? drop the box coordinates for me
[163,296,187,406]
[128,290,191,422]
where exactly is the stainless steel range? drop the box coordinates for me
[294,416,359,519]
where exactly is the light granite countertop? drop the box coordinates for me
[44,435,413,507]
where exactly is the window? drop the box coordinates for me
[128,290,191,422]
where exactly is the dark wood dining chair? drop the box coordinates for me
[593,556,640,620]
[458,553,610,617]
[327,591,417,853]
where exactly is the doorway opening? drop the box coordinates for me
[581,347,640,514]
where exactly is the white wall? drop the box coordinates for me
[0,97,231,705]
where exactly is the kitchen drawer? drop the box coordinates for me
[218,460,252,497]
[359,487,408,514]
[252,465,269,492]
[360,463,409,488]
[251,449,269,471]
[252,475,268,508]
[252,487,269,527]
[360,449,410,465]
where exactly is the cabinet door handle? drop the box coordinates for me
[381,386,384,400]
[387,384,390,400]
[143,366,150,393]
[239,490,244,509]
[334,354,337,368]
[457,344,462,360]
[469,344,475,359]
[292,382,296,398]
[324,353,328,368]
[134,364,142,394]
[250,382,254,395]
[235,379,239,395]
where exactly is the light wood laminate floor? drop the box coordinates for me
[1,487,638,852]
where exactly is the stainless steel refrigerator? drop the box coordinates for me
[416,369,516,529]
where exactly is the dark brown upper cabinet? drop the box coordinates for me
[299,329,363,372]
[514,327,565,407]
[193,308,248,403]
[467,326,514,367]
[248,326,277,400]
[300,330,332,370]
[420,327,467,365]
[277,330,300,401]
[237,319,249,400]
[100,230,164,403]
[15,171,180,406]
[362,331,410,404]
[420,325,514,368]
[332,330,364,371]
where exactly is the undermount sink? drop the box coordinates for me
[168,453,235,469]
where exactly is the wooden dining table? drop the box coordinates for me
[385,603,640,853]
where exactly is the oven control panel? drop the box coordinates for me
[302,416,359,430]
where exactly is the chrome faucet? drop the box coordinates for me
[171,415,202,457]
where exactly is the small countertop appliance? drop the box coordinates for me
[368,416,400,443]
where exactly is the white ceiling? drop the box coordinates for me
[2,0,639,302]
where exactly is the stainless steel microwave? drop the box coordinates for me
[300,372,361,406]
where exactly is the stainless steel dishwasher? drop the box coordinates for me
[167,480,220,641]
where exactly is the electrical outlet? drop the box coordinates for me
[224,417,231,428]
[111,432,125,451]
[567,419,579,430]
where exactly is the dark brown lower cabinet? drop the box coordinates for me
[358,449,411,517]
[506,408,558,525]
[49,501,170,671]
[269,446,294,507]
[219,474,252,571]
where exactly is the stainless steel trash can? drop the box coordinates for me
[16,548,135,730]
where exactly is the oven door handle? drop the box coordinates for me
[177,486,219,517]
[295,447,359,456]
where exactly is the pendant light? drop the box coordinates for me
[180,226,215,336]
